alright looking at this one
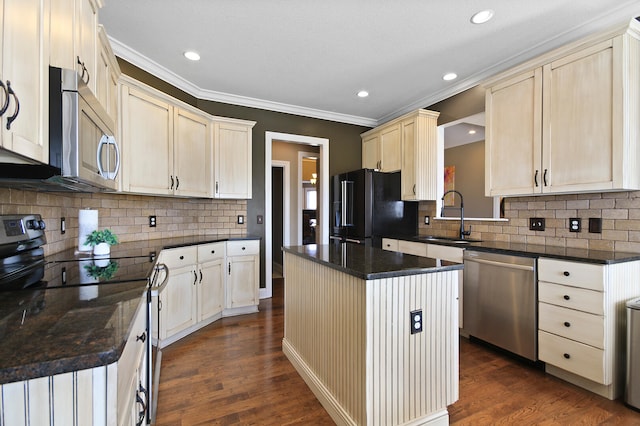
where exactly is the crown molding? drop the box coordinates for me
[108,37,378,128]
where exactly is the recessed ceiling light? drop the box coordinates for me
[468,129,477,135]
[357,90,369,98]
[442,73,457,81]
[470,9,494,24]
[184,51,201,61]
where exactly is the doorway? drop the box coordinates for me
[271,160,290,278]
[264,132,329,299]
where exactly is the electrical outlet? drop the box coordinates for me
[257,215,263,224]
[60,217,66,234]
[424,216,430,225]
[589,217,602,233]
[569,218,581,232]
[529,218,545,231]
[410,309,423,334]
[237,215,245,225]
[149,215,157,227]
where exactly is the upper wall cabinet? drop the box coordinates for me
[120,77,213,198]
[361,109,440,201]
[361,122,402,172]
[0,0,49,163]
[95,25,120,124]
[50,0,100,95]
[214,118,255,199]
[485,20,640,197]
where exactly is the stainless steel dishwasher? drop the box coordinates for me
[463,250,538,361]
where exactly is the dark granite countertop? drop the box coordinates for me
[282,243,463,280]
[386,235,640,264]
[0,234,261,385]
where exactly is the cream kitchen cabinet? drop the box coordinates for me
[155,246,199,341]
[226,240,260,312]
[49,0,100,95]
[214,118,255,199]
[361,122,401,172]
[485,21,640,196]
[361,109,440,200]
[197,242,226,322]
[0,0,49,163]
[96,25,120,124]
[537,257,640,400]
[120,77,213,197]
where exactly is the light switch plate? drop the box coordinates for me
[237,215,244,225]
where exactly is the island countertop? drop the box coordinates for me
[282,243,463,280]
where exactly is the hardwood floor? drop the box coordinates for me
[154,279,640,425]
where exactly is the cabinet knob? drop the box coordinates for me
[211,250,215,254]
[136,332,146,343]
[563,353,571,359]
[179,255,184,260]
[242,247,246,250]
[563,271,570,277]
[563,295,570,300]
[564,322,571,327]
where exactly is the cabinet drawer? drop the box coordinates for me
[426,244,463,263]
[227,240,260,256]
[538,281,604,315]
[198,242,225,263]
[538,330,607,384]
[538,302,604,349]
[381,238,398,251]
[538,258,604,291]
[397,240,427,257]
[158,246,197,269]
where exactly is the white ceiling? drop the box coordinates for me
[99,1,640,127]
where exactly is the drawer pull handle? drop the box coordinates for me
[564,322,571,327]
[563,271,570,277]
[563,353,571,359]
[179,255,184,260]
[563,295,570,300]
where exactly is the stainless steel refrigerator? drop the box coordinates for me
[330,169,417,245]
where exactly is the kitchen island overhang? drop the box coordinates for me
[282,243,462,426]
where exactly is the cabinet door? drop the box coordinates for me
[214,121,252,198]
[485,69,542,196]
[121,84,173,195]
[174,108,212,197]
[362,133,380,169]
[226,255,259,309]
[96,25,119,123]
[379,124,401,172]
[159,264,197,339]
[199,258,225,321]
[542,40,616,193]
[1,0,48,163]
[77,0,98,94]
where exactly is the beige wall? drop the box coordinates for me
[272,141,320,245]
[419,191,640,252]
[444,141,493,218]
[0,188,247,256]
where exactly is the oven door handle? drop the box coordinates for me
[465,257,534,271]
[149,263,169,296]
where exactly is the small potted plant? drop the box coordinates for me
[84,229,118,256]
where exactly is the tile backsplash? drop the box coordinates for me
[0,188,247,256]
[419,191,640,253]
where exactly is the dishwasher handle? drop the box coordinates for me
[465,257,535,272]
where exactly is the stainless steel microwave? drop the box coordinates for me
[0,67,120,192]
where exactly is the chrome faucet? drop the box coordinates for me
[441,190,472,240]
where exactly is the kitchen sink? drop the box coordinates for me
[418,236,481,245]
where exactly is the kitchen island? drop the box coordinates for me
[282,243,462,426]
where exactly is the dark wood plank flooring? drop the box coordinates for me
[154,279,640,425]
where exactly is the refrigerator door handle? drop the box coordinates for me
[341,180,354,226]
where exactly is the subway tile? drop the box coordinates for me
[590,199,615,209]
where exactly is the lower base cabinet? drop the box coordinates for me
[153,239,260,348]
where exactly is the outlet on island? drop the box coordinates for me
[529,217,545,231]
